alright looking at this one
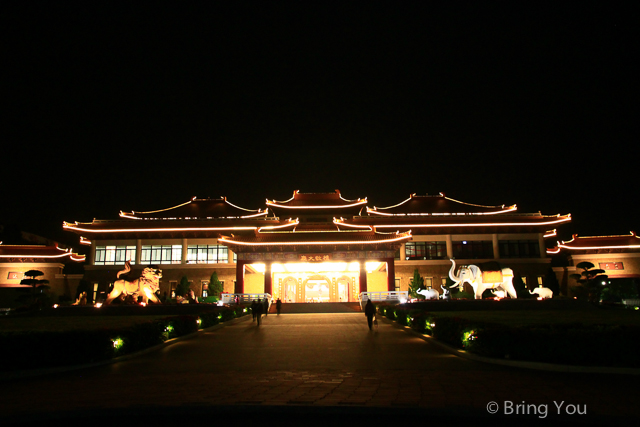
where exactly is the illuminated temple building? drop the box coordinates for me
[62,190,573,302]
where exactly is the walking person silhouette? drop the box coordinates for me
[364,298,376,330]
[255,298,264,326]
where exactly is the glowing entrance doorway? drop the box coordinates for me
[268,261,378,303]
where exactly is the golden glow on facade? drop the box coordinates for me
[247,261,382,274]
[219,231,412,247]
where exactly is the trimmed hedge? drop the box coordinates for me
[376,303,640,368]
[0,305,248,372]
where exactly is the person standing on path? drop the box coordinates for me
[364,299,376,330]
[263,297,269,317]
[276,298,282,315]
[251,300,258,322]
[255,298,264,326]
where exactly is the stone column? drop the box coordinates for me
[386,258,396,292]
[89,240,96,265]
[399,243,406,261]
[492,234,500,260]
[264,262,272,296]
[359,261,368,294]
[445,234,453,259]
[539,233,546,258]
[181,238,188,264]
[135,239,142,265]
[235,260,246,293]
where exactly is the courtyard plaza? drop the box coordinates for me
[1,308,636,426]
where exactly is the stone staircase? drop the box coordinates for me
[269,302,362,313]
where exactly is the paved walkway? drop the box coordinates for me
[1,313,637,426]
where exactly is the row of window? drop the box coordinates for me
[94,245,235,265]
[404,240,540,260]
[95,241,541,265]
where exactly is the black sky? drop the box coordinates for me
[2,1,638,246]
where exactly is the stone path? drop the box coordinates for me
[1,313,636,426]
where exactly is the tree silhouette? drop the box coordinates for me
[176,275,190,297]
[209,271,224,299]
[408,268,424,299]
[569,261,607,303]
[19,270,50,308]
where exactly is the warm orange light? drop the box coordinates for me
[553,232,640,251]
[267,200,367,209]
[0,245,85,261]
[257,219,300,232]
[372,214,571,229]
[333,218,373,230]
[266,190,367,210]
[367,194,517,216]
[544,229,557,238]
[219,231,411,246]
[63,221,259,233]
[119,196,266,219]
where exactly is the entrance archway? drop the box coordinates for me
[303,275,331,302]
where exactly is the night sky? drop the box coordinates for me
[2,2,638,247]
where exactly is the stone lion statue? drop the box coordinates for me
[105,260,162,304]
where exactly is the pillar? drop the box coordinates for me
[264,262,272,296]
[135,239,142,265]
[445,234,453,259]
[386,258,395,292]
[181,238,188,264]
[89,240,96,265]
[539,233,546,259]
[492,234,500,260]
[359,261,368,293]
[235,260,246,293]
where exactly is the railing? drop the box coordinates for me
[221,293,272,305]
[358,291,408,311]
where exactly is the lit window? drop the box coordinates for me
[141,245,182,264]
[95,246,136,265]
[405,242,446,260]
[186,245,229,264]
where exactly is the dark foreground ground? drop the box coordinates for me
[1,312,637,427]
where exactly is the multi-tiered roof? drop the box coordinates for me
[548,232,640,254]
[63,190,571,251]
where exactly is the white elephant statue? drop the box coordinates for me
[417,288,439,300]
[530,287,553,299]
[448,259,517,300]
